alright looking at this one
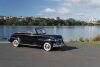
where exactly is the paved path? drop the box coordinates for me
[0,43,100,67]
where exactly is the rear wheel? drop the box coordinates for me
[43,42,52,51]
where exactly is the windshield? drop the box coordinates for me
[35,28,46,34]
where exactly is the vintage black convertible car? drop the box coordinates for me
[8,28,65,51]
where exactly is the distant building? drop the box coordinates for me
[88,17,97,24]
[3,16,7,20]
[56,17,60,20]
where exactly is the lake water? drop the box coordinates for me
[0,26,100,41]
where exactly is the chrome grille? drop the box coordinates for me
[56,39,63,41]
[56,39,63,45]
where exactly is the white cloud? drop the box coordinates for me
[70,0,100,8]
[51,0,100,7]
[44,8,56,13]
[57,7,70,14]
[89,0,100,4]
[42,7,70,14]
[89,0,100,8]
[42,0,100,19]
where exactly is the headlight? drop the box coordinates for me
[48,39,52,41]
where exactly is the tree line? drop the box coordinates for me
[0,16,100,26]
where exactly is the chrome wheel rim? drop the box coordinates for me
[43,43,51,51]
[12,40,19,47]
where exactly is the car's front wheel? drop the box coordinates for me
[12,39,20,47]
[43,42,52,51]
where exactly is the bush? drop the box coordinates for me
[84,38,89,42]
[93,34,100,41]
[79,37,84,42]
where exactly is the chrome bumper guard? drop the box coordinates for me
[53,43,64,47]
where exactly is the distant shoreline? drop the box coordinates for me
[0,16,100,26]
[0,25,100,26]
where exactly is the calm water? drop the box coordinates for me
[0,26,100,41]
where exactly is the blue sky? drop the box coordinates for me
[0,0,100,20]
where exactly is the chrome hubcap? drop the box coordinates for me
[45,44,50,49]
[12,40,19,47]
[44,43,51,51]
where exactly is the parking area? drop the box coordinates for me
[0,43,100,67]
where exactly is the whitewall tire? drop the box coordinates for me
[12,40,20,47]
[43,42,52,51]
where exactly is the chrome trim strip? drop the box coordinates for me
[53,43,64,47]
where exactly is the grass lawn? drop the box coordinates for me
[76,41,100,46]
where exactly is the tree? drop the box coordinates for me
[0,16,96,26]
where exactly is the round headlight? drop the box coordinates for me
[48,39,51,41]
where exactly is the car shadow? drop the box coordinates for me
[52,45,78,51]
[20,45,78,51]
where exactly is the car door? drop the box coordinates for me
[28,35,38,45]
[36,35,45,46]
[20,35,31,44]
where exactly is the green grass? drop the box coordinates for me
[77,41,100,46]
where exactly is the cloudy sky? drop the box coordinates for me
[0,0,100,20]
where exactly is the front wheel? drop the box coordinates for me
[12,39,20,47]
[43,42,52,51]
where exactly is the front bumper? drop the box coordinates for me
[53,42,65,47]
